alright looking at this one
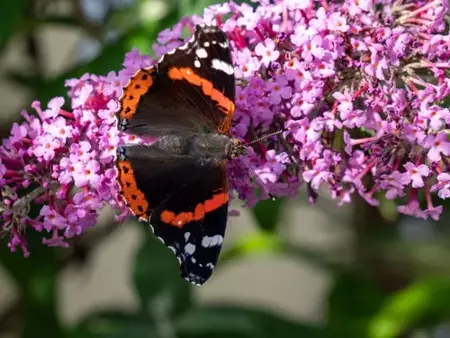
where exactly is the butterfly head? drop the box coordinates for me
[226,138,248,160]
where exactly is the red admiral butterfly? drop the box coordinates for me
[115,25,246,285]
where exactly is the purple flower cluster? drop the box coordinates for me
[191,0,449,217]
[1,0,450,254]
[0,52,152,253]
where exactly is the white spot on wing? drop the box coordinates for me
[201,235,224,248]
[184,243,196,255]
[211,59,234,75]
[219,41,228,49]
[202,236,212,248]
[194,60,201,68]
[204,41,210,47]
[184,232,191,241]
[210,235,223,247]
[196,48,208,59]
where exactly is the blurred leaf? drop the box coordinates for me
[0,231,63,338]
[368,278,450,338]
[332,128,344,152]
[378,195,399,222]
[325,272,388,338]
[6,70,41,89]
[127,11,181,55]
[0,0,28,52]
[443,95,450,108]
[133,236,192,316]
[70,310,155,338]
[0,231,59,287]
[221,229,282,263]
[252,198,284,232]
[176,306,331,338]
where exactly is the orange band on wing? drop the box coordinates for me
[118,67,154,120]
[167,67,235,117]
[160,191,228,228]
[116,160,150,218]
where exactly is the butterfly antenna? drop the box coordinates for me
[238,128,288,201]
[244,128,286,146]
[240,128,286,200]
[241,157,276,200]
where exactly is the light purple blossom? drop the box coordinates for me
[431,173,450,199]
[255,39,280,67]
[403,162,430,188]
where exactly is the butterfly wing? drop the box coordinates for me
[115,25,236,285]
[150,161,229,286]
[116,145,229,285]
[117,24,235,137]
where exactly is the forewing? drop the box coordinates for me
[117,24,236,137]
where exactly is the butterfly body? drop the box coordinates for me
[137,133,245,164]
[115,25,242,285]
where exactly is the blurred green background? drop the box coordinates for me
[1,1,450,338]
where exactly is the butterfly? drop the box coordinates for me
[115,24,246,285]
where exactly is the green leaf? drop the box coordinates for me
[377,194,399,222]
[70,310,155,338]
[220,229,283,263]
[252,198,284,232]
[176,306,332,338]
[0,231,59,287]
[0,1,28,52]
[132,236,192,316]
[442,95,450,108]
[325,272,388,338]
[368,278,450,338]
